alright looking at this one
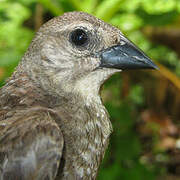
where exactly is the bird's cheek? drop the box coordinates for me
[83,57,101,72]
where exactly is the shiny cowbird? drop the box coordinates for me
[0,12,157,180]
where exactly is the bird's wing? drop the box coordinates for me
[0,107,64,180]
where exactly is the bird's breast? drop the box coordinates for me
[55,101,112,179]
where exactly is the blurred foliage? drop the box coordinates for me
[0,0,180,179]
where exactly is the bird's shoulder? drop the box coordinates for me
[0,106,64,180]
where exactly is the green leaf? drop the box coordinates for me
[81,0,98,13]
[128,85,144,105]
[177,0,180,13]
[142,0,176,14]
[0,2,33,67]
[38,0,64,16]
[127,31,151,52]
[119,0,141,12]
[110,13,143,31]
[67,0,83,11]
[137,9,178,26]
[17,0,37,6]
[0,51,20,67]
[95,0,123,21]
[0,2,31,25]
[148,45,178,65]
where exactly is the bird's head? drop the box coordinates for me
[22,12,157,99]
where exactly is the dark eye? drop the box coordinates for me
[70,29,89,47]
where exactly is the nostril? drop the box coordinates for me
[114,35,120,45]
[115,37,119,44]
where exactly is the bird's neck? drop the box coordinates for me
[55,90,112,179]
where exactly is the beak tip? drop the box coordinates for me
[153,64,159,70]
[152,65,159,70]
[145,59,159,70]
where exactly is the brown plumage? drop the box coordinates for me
[0,12,157,180]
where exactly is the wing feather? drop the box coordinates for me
[0,108,64,180]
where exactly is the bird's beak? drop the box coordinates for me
[99,36,158,70]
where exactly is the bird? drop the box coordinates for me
[0,11,157,180]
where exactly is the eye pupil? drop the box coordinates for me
[71,29,88,46]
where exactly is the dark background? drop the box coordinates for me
[0,0,180,179]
